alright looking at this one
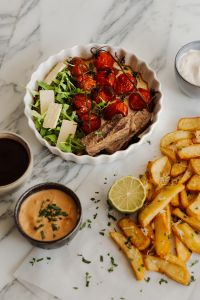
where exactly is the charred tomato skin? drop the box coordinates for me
[73,94,92,114]
[138,88,151,103]
[76,74,96,91]
[94,51,114,70]
[70,57,88,77]
[96,69,116,87]
[79,113,101,134]
[103,100,128,120]
[92,86,115,104]
[128,92,146,111]
[115,73,137,95]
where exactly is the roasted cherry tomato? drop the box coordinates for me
[128,92,146,111]
[80,113,101,134]
[92,86,115,104]
[73,94,92,114]
[77,74,96,91]
[70,57,88,77]
[96,69,116,87]
[138,88,151,103]
[94,51,114,70]
[115,73,137,95]
[103,100,128,120]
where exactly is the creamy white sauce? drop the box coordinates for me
[178,49,200,86]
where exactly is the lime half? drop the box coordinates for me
[108,176,146,213]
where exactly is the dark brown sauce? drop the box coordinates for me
[0,138,29,186]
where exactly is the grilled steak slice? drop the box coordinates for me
[105,109,151,154]
[81,109,151,156]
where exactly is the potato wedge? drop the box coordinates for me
[160,146,177,162]
[175,138,193,150]
[178,117,200,131]
[139,174,154,202]
[161,131,193,148]
[172,222,200,254]
[187,174,200,191]
[178,165,193,184]
[175,236,191,262]
[141,223,154,240]
[180,189,189,209]
[118,218,150,250]
[190,158,200,175]
[138,184,184,227]
[154,211,170,257]
[171,161,188,177]
[193,130,200,144]
[172,208,200,231]
[178,145,200,160]
[110,231,145,280]
[148,156,171,186]
[186,193,200,217]
[168,232,177,255]
[144,255,190,285]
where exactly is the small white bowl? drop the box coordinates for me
[24,44,162,165]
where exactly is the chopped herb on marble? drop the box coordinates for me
[85,272,92,287]
[190,260,199,267]
[107,213,117,221]
[190,275,196,283]
[147,140,151,145]
[159,278,168,284]
[82,257,91,264]
[73,287,79,290]
[144,276,151,282]
[93,213,98,219]
[100,255,104,262]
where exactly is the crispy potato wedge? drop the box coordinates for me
[171,194,180,206]
[144,255,190,285]
[148,156,171,187]
[193,130,200,144]
[187,174,200,191]
[154,211,170,257]
[178,145,200,160]
[190,158,200,175]
[180,189,189,209]
[139,174,154,202]
[175,236,191,262]
[172,222,200,254]
[186,193,200,217]
[175,138,193,150]
[110,231,145,280]
[165,204,172,234]
[178,117,200,131]
[160,131,193,148]
[139,184,184,227]
[178,165,193,184]
[141,223,154,240]
[171,161,188,177]
[172,208,200,231]
[118,218,150,250]
[160,146,177,162]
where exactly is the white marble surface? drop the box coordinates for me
[0,0,200,299]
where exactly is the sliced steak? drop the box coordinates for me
[81,109,151,156]
[105,109,151,154]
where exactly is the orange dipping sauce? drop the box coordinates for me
[19,189,79,241]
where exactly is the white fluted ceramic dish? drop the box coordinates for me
[24,44,163,164]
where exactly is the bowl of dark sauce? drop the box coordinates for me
[0,132,33,194]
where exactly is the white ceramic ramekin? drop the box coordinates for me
[24,44,162,165]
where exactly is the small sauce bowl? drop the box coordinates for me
[14,182,82,249]
[0,132,33,195]
[175,40,200,98]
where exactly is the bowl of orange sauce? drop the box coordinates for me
[14,183,82,249]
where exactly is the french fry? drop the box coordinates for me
[180,189,189,209]
[178,145,200,160]
[154,210,170,257]
[171,161,188,177]
[141,223,154,240]
[172,208,200,231]
[168,232,177,255]
[178,165,193,184]
[178,117,200,131]
[193,130,200,144]
[148,156,171,187]
[139,184,184,227]
[171,194,180,206]
[110,231,145,280]
[187,174,200,191]
[139,174,154,202]
[175,236,191,262]
[118,218,150,250]
[165,204,172,234]
[175,138,193,150]
[144,255,190,285]
[186,193,200,217]
[160,146,177,162]
[160,131,194,148]
[190,158,200,175]
[172,222,200,254]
